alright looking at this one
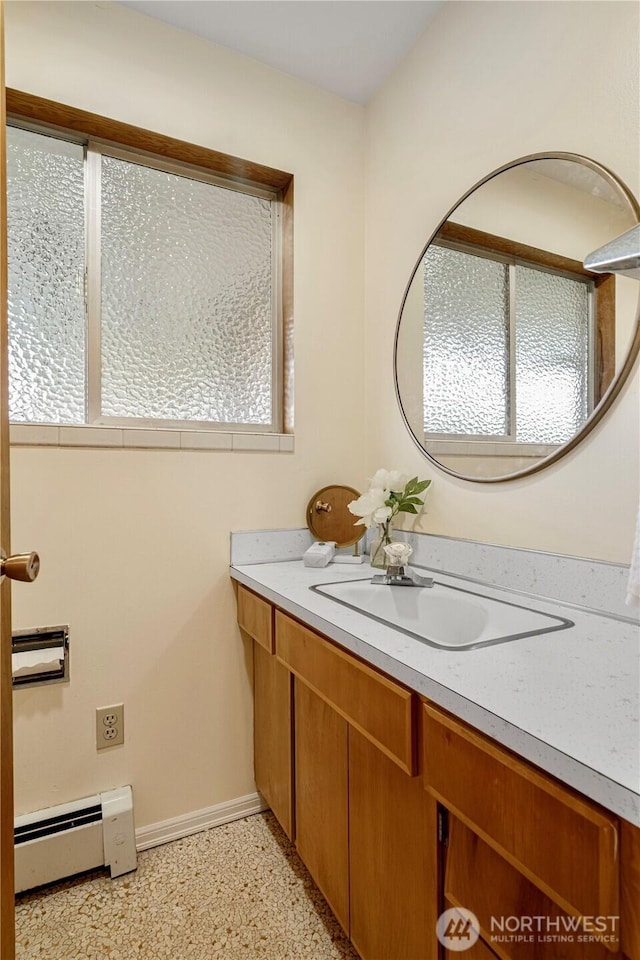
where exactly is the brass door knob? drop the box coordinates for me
[0,551,40,583]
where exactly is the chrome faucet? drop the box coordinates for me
[370,542,434,587]
[371,565,434,587]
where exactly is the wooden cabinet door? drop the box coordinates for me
[349,727,438,960]
[424,704,619,924]
[621,818,640,959]
[445,815,614,959]
[445,938,499,960]
[253,641,293,840]
[295,679,349,934]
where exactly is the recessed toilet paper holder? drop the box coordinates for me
[12,625,69,688]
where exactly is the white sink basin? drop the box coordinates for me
[311,578,573,650]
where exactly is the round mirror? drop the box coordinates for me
[395,153,640,482]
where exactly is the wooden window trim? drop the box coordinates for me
[6,89,292,191]
[5,88,294,434]
[439,221,615,404]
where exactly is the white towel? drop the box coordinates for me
[626,506,640,607]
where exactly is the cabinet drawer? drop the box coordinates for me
[424,704,619,924]
[445,817,615,959]
[276,611,415,774]
[237,584,274,653]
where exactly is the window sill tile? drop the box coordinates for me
[180,431,233,450]
[11,424,294,453]
[426,438,559,458]
[10,424,60,446]
[232,433,280,452]
[59,426,124,447]
[123,429,181,449]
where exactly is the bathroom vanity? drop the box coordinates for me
[231,556,640,960]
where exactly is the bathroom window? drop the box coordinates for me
[7,121,286,433]
[7,127,87,424]
[422,237,600,446]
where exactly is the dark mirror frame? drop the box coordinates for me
[394,152,640,483]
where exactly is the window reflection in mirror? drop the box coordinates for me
[395,155,640,482]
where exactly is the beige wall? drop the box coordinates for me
[6,0,640,830]
[6,2,365,824]
[455,165,635,262]
[365,0,640,562]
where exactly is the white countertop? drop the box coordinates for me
[231,559,640,826]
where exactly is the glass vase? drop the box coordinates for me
[369,525,392,569]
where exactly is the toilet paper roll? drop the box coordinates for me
[12,648,64,679]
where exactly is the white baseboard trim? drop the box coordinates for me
[135,792,268,852]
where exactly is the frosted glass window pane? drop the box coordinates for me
[515,266,590,443]
[7,127,86,423]
[423,245,509,436]
[100,156,273,424]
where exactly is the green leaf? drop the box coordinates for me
[403,477,419,495]
[412,480,431,495]
[398,503,418,514]
[401,496,424,506]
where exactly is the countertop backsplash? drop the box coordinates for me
[230,527,638,623]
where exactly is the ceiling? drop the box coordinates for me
[527,159,629,210]
[119,1,443,103]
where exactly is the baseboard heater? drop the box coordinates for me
[14,785,137,893]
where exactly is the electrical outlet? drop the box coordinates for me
[96,704,124,750]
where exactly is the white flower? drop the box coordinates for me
[370,468,391,491]
[386,470,409,493]
[372,505,392,524]
[348,468,427,534]
[347,487,387,528]
[369,468,409,495]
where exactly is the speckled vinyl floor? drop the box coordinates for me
[16,812,359,960]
